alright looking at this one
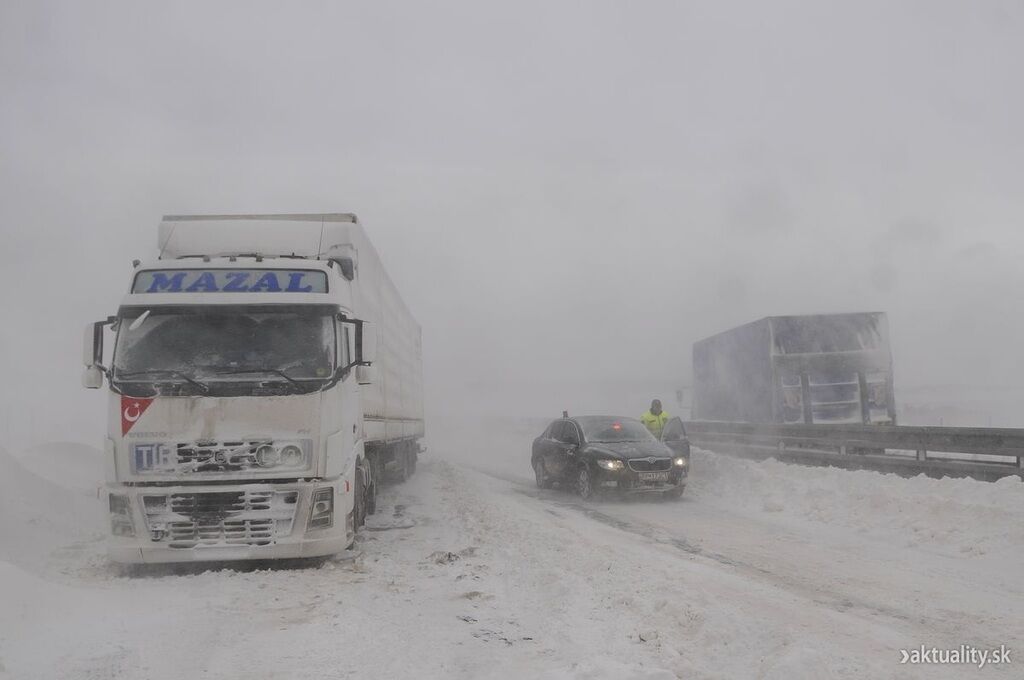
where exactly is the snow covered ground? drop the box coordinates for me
[1,426,1022,679]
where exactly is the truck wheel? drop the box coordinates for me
[366,478,377,515]
[394,451,409,483]
[533,459,553,489]
[576,465,594,500]
[353,465,366,529]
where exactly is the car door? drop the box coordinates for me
[661,417,690,458]
[558,420,582,476]
[538,421,563,477]
[533,421,555,468]
[545,421,579,479]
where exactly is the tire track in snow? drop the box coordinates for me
[464,463,1003,644]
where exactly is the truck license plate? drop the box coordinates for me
[638,472,669,483]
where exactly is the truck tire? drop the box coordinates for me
[353,461,369,529]
[366,478,377,515]
[393,450,409,483]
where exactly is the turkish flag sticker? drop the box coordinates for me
[121,396,154,436]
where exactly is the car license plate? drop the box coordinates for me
[638,472,669,483]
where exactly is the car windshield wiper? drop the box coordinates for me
[212,368,303,385]
[115,369,210,393]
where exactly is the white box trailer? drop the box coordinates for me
[83,214,424,564]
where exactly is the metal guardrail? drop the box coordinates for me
[683,421,1024,482]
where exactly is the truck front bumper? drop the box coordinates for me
[105,480,352,564]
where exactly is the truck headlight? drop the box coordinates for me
[109,494,135,537]
[308,487,334,530]
[255,444,282,467]
[673,457,688,468]
[596,459,624,471]
[280,444,303,467]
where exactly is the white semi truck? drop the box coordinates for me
[82,214,424,564]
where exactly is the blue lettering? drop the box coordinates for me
[223,272,251,292]
[146,272,186,293]
[249,272,282,292]
[285,272,314,293]
[185,272,218,292]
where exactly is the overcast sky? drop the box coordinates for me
[2,1,1022,446]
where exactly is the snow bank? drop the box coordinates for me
[15,441,104,495]
[0,444,104,574]
[690,447,1024,556]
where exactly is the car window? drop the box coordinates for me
[562,422,580,445]
[548,421,565,441]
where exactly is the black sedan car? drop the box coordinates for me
[531,415,690,499]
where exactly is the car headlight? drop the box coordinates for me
[596,459,624,471]
[673,456,688,467]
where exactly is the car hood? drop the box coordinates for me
[586,440,671,460]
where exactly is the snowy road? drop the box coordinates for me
[1,433,1022,679]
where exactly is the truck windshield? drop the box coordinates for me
[112,306,335,390]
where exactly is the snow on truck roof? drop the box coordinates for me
[161,213,358,222]
[157,213,361,261]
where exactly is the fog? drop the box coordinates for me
[2,0,1023,448]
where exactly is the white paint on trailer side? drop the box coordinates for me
[346,222,425,443]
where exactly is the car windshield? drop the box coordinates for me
[112,305,336,385]
[578,417,656,443]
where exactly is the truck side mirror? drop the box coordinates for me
[356,364,377,385]
[82,366,104,389]
[358,321,378,365]
[83,318,114,389]
[84,321,102,367]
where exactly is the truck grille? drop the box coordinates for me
[142,490,299,549]
[627,457,672,472]
[131,439,312,476]
[172,440,278,470]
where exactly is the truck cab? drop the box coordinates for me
[83,214,423,564]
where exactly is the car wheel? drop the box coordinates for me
[577,465,594,500]
[533,458,553,489]
[663,485,684,500]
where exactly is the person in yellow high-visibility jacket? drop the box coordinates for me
[639,399,670,439]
